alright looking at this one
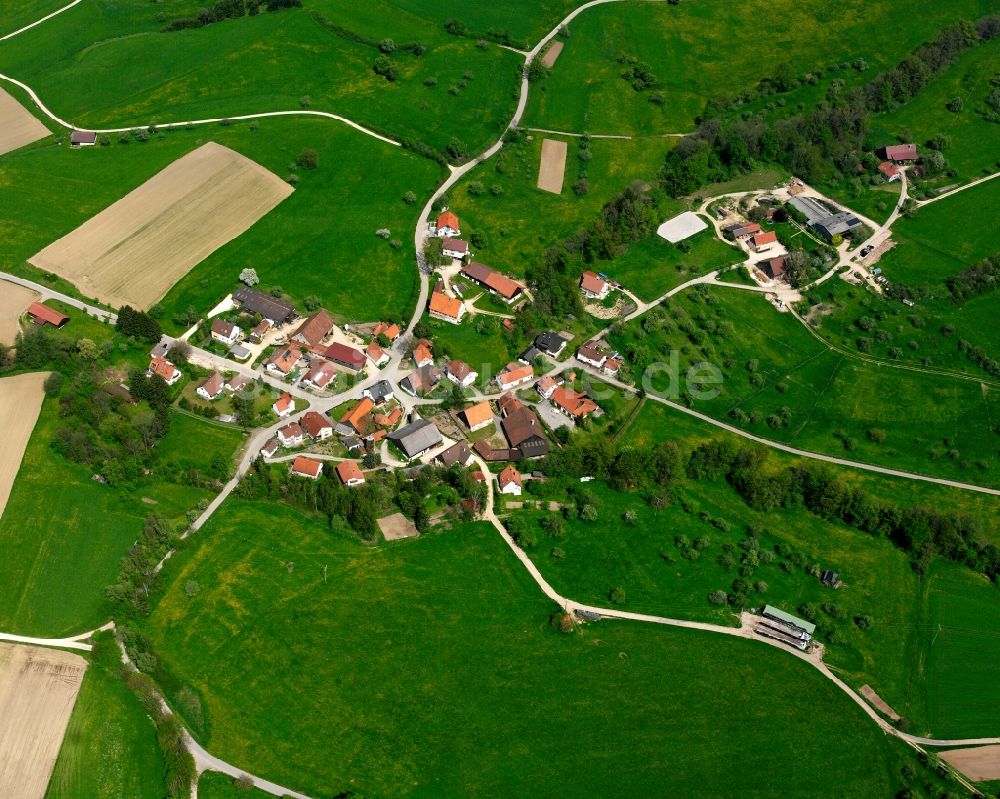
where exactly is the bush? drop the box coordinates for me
[708,590,728,605]
[296,148,318,170]
[609,586,626,605]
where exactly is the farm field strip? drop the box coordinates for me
[0,371,47,522]
[0,643,86,799]
[0,282,39,345]
[0,84,48,155]
[29,142,292,311]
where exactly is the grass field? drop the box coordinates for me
[198,771,272,799]
[523,0,997,136]
[0,1,522,157]
[0,0,65,34]
[143,500,923,798]
[610,226,743,300]
[420,311,514,384]
[0,402,240,636]
[44,659,166,799]
[804,177,1000,377]
[870,36,1000,180]
[0,119,442,328]
[446,133,675,276]
[921,565,1000,737]
[609,284,1000,486]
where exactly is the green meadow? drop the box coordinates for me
[0,118,443,328]
[0,0,521,156]
[609,285,1000,487]
[143,500,927,798]
[198,771,273,799]
[610,225,743,301]
[524,0,997,136]
[0,0,65,33]
[870,36,1000,180]
[45,653,166,799]
[0,402,242,636]
[447,133,675,276]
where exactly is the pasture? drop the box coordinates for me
[143,500,920,798]
[609,285,1000,486]
[0,119,442,328]
[447,133,675,275]
[0,1,522,158]
[0,371,47,521]
[0,403,239,635]
[0,643,86,799]
[198,770,272,799]
[523,0,998,136]
[0,282,39,344]
[29,142,292,311]
[0,85,49,157]
[0,0,65,35]
[44,650,166,799]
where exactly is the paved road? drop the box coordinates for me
[0,271,117,323]
[0,0,84,41]
[0,621,113,652]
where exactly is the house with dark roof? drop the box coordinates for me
[301,411,333,441]
[232,286,296,325]
[758,257,787,281]
[813,212,862,241]
[363,379,394,404]
[518,345,541,364]
[211,318,241,345]
[438,441,473,468]
[446,360,477,388]
[535,332,568,357]
[880,143,918,163]
[389,419,443,459]
[70,130,98,147]
[290,310,334,347]
[501,407,550,459]
[277,422,305,447]
[576,342,607,370]
[196,372,224,401]
[400,365,441,396]
[441,237,470,259]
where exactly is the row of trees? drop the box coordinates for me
[945,253,1000,304]
[162,0,300,30]
[658,15,1000,196]
[116,305,162,344]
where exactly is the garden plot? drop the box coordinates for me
[541,41,564,68]
[536,138,568,194]
[29,142,292,310]
[0,371,47,521]
[0,643,87,799]
[0,86,48,156]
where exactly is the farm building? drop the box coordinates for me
[341,398,375,432]
[880,143,918,163]
[290,455,323,480]
[336,460,366,487]
[580,271,610,300]
[755,605,816,650]
[323,342,366,372]
[462,400,494,431]
[757,257,787,281]
[428,290,466,324]
[789,197,862,241]
[291,310,334,347]
[70,130,97,147]
[233,287,296,325]
[501,406,550,459]
[25,302,69,328]
[460,262,523,303]
[749,231,777,252]
[389,419,443,460]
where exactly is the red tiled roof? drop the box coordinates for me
[877,161,900,178]
[462,400,493,429]
[304,361,336,388]
[148,356,178,381]
[497,362,533,387]
[373,322,401,341]
[198,372,224,397]
[429,291,463,320]
[884,143,917,161]
[336,460,365,484]
[292,310,334,346]
[461,262,521,300]
[341,398,374,431]
[413,342,433,366]
[498,465,522,489]
[274,392,293,412]
[323,342,365,370]
[300,411,332,438]
[26,302,68,327]
[268,346,302,374]
[437,211,459,231]
[291,455,322,478]
[441,237,469,254]
[580,271,607,294]
[551,386,598,419]
[448,360,473,381]
[497,392,523,416]
[751,231,777,246]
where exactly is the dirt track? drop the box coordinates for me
[0,85,48,156]
[541,40,564,68]
[0,643,87,799]
[536,138,567,194]
[0,283,39,345]
[0,371,47,522]
[29,141,292,310]
[941,745,1000,781]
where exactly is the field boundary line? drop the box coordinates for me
[0,0,85,41]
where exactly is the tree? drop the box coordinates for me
[44,371,64,396]
[116,306,162,344]
[239,268,259,286]
[378,37,395,53]
[402,190,417,205]
[609,586,625,605]
[946,96,964,112]
[296,148,318,170]
[167,341,191,365]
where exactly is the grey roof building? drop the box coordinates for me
[813,212,862,240]
[388,419,443,460]
[232,286,296,325]
[363,379,394,404]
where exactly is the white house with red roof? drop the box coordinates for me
[290,455,323,480]
[301,361,336,391]
[497,465,522,496]
[434,210,460,237]
[272,392,294,418]
[196,372,224,401]
[446,360,478,388]
[580,271,610,300]
[147,356,182,386]
[366,341,390,367]
[336,460,366,487]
